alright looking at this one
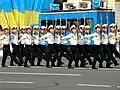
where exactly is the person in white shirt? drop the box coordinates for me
[39,25,57,68]
[107,24,120,66]
[100,24,116,68]
[18,25,34,67]
[84,25,104,69]
[52,25,63,67]
[93,24,105,69]
[10,25,23,66]
[77,25,92,67]
[31,25,42,66]
[1,26,18,67]
[39,26,47,65]
[19,26,26,59]
[61,25,78,69]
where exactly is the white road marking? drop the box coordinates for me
[75,68,120,71]
[0,81,34,84]
[31,67,67,69]
[77,84,120,88]
[117,86,120,88]
[0,65,120,71]
[99,68,120,71]
[31,66,120,71]
[77,84,111,88]
[0,72,81,76]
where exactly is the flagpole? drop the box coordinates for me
[84,12,86,26]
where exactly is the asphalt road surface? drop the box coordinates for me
[0,57,120,90]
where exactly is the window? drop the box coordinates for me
[100,0,108,9]
[100,1,104,8]
[79,2,88,9]
[40,18,94,30]
[65,3,76,10]
[41,20,54,27]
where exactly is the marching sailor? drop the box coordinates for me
[93,24,104,68]
[77,25,92,67]
[11,25,23,66]
[52,25,63,67]
[84,25,103,69]
[108,24,120,66]
[60,25,74,68]
[31,25,42,66]
[19,26,26,58]
[61,25,78,68]
[39,25,57,68]
[0,26,17,67]
[18,25,34,67]
[39,26,47,64]
[101,24,113,68]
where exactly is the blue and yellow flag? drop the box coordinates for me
[0,0,8,28]
[0,0,41,29]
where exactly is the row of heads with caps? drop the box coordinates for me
[0,23,118,32]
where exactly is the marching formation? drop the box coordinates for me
[0,23,120,69]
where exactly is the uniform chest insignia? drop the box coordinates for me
[26,36,31,40]
[72,36,77,40]
[112,36,115,39]
[50,36,54,40]
[95,35,100,40]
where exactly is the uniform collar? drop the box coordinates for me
[85,33,89,35]
[96,31,100,34]
[34,32,39,35]
[103,31,107,34]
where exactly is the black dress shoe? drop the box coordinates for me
[99,66,105,68]
[68,66,74,69]
[10,64,16,66]
[89,62,93,65]
[83,62,88,65]
[31,64,35,66]
[99,65,105,68]
[18,63,24,66]
[106,66,113,68]
[59,61,64,65]
[51,64,56,67]
[92,67,98,70]
[2,65,8,67]
[24,65,30,67]
[75,65,79,68]
[37,64,44,66]
[109,62,113,65]
[92,67,98,69]
[80,65,87,68]
[57,64,63,67]
[46,66,52,68]
[114,63,120,66]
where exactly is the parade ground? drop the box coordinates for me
[0,57,120,90]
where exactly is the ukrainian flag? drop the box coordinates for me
[0,0,8,28]
[0,0,42,29]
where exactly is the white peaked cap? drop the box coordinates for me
[95,24,101,29]
[48,25,54,29]
[21,26,26,29]
[102,24,108,28]
[12,25,18,29]
[79,25,85,28]
[70,25,76,30]
[85,25,91,29]
[56,25,61,29]
[26,25,32,29]
[41,26,46,29]
[33,25,40,29]
[3,26,9,30]
[61,26,67,29]
[109,23,117,28]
